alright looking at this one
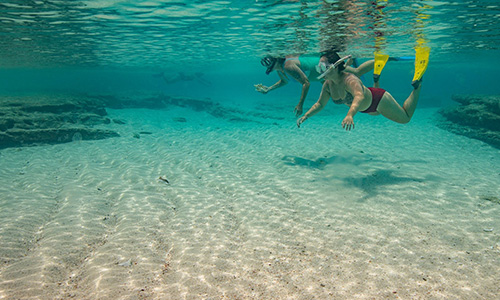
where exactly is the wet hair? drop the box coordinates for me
[321,50,346,72]
[320,48,338,59]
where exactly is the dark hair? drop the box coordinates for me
[276,57,285,66]
[321,50,346,72]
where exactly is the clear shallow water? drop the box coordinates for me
[0,1,500,299]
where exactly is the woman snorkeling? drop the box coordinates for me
[296,52,424,130]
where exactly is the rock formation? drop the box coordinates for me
[0,92,283,150]
[0,95,119,149]
[438,94,500,148]
[90,93,265,122]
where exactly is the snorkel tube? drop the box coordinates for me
[317,55,352,80]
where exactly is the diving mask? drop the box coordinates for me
[315,61,329,74]
[317,55,352,80]
[261,57,277,75]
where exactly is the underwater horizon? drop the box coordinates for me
[1,1,500,299]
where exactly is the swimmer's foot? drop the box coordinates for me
[412,46,430,85]
[373,52,389,80]
[411,77,422,89]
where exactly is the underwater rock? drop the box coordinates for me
[92,92,261,123]
[0,118,15,131]
[0,95,119,149]
[112,118,126,124]
[0,92,278,150]
[0,128,118,148]
[92,93,171,110]
[438,94,500,149]
[172,117,187,122]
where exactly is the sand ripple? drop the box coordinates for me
[0,107,499,299]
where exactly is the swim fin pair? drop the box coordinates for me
[372,46,430,88]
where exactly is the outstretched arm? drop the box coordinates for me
[284,64,310,116]
[297,82,331,127]
[341,76,365,131]
[254,71,288,94]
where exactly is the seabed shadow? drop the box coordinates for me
[282,154,433,201]
[343,169,426,202]
[282,154,375,170]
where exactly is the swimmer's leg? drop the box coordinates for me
[376,84,422,124]
[354,59,375,77]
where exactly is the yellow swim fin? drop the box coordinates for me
[412,46,430,83]
[373,52,389,83]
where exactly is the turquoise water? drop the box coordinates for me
[1,0,500,103]
[1,0,499,67]
[1,1,500,299]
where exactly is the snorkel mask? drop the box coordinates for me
[261,57,277,75]
[317,55,352,80]
[315,61,329,74]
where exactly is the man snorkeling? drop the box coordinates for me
[296,50,428,130]
[255,52,375,117]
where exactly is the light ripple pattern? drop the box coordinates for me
[0,0,499,68]
[0,104,499,299]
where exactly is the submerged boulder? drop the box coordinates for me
[0,91,284,150]
[91,92,269,122]
[0,128,118,148]
[438,94,500,148]
[0,95,119,149]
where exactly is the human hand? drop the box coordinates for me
[254,84,269,94]
[341,115,354,131]
[297,116,306,128]
[294,105,303,117]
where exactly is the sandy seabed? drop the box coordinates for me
[0,103,499,300]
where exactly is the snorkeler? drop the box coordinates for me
[254,52,375,117]
[296,49,429,130]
